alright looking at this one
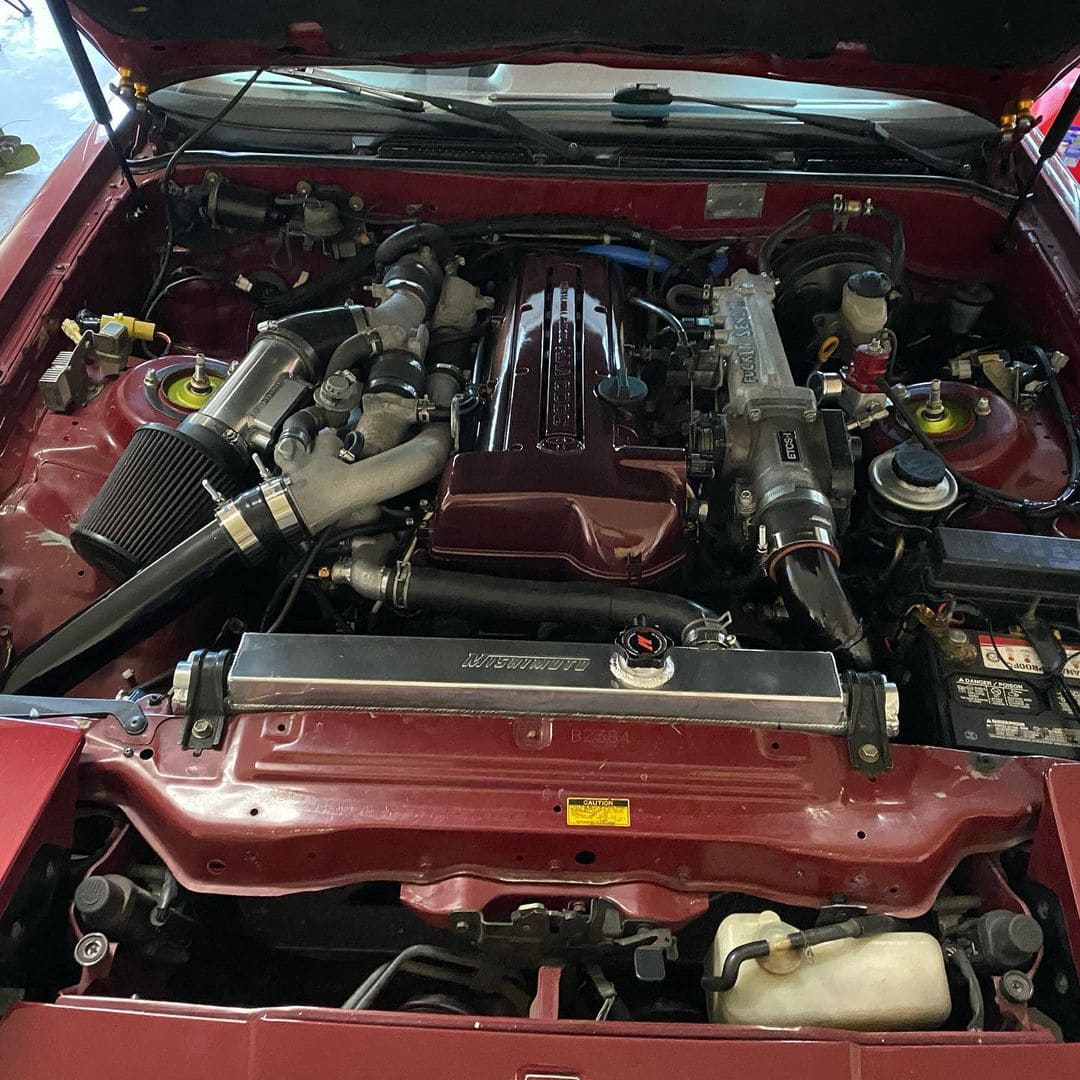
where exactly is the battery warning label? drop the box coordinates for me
[565,797,631,828]
[952,674,1035,712]
[986,718,1080,749]
[977,635,1080,680]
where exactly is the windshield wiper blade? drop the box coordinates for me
[271,68,426,111]
[613,84,978,178]
[400,90,587,163]
[274,68,587,163]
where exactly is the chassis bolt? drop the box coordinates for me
[74,932,108,967]
[143,369,159,389]
[747,407,762,422]
[191,718,213,740]
[1001,970,1034,1004]
[857,743,881,764]
[975,395,992,416]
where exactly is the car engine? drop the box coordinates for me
[3,184,1080,1035]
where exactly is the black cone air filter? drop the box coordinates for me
[72,423,250,581]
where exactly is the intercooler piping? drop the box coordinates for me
[336,559,724,645]
[773,548,873,670]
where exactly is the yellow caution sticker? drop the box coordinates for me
[565,797,631,828]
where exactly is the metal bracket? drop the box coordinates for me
[39,333,92,413]
[0,694,147,734]
[842,671,894,778]
[448,899,677,981]
[177,649,231,753]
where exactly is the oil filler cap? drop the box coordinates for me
[891,442,948,488]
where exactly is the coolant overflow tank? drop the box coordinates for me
[706,911,951,1030]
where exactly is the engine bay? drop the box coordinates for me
[3,165,1080,1041]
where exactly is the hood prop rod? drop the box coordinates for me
[998,74,1080,246]
[43,0,143,208]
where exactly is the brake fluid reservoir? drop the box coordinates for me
[706,911,951,1030]
[840,270,891,344]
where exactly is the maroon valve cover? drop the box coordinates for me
[431,253,686,582]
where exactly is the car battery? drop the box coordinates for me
[924,628,1080,759]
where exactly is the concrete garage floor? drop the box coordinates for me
[0,1,114,238]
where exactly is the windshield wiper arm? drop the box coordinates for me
[613,84,977,178]
[273,68,587,163]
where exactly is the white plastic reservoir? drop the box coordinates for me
[706,910,952,1030]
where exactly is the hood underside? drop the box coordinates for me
[69,0,1080,121]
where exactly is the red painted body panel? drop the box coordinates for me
[0,996,1073,1080]
[432,252,686,581]
[1029,764,1080,964]
[872,380,1071,502]
[3,142,1080,1061]
[64,4,1080,121]
[75,708,1050,915]
[0,718,82,917]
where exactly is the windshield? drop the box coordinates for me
[148,62,993,175]
[159,63,972,121]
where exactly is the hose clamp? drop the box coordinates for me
[682,612,739,650]
[216,499,260,556]
[391,560,413,609]
[763,526,839,579]
[260,476,302,538]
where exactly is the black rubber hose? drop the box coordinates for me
[4,521,238,696]
[279,407,327,452]
[259,247,378,318]
[701,914,902,994]
[271,305,363,366]
[266,217,689,317]
[700,940,771,994]
[946,947,985,1032]
[387,565,715,641]
[374,223,452,269]
[774,548,872,670]
[757,200,835,280]
[758,200,905,282]
[325,332,375,377]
